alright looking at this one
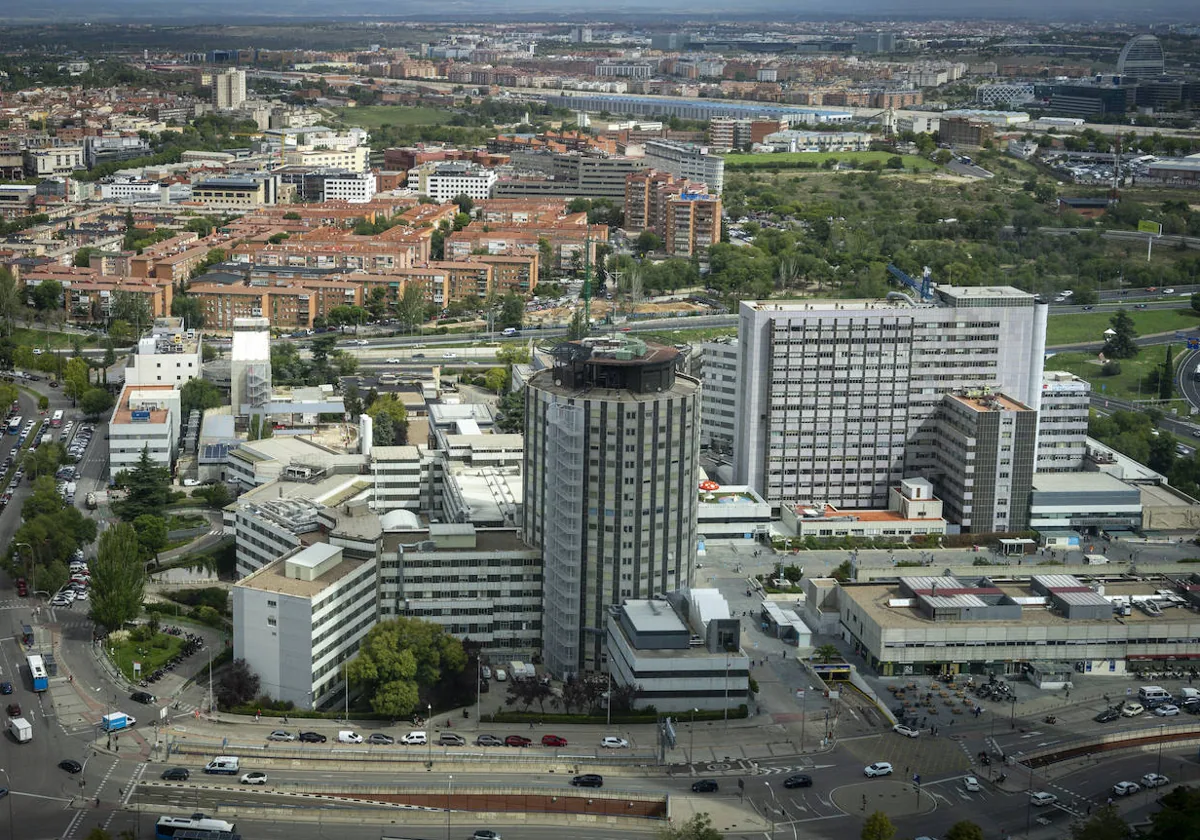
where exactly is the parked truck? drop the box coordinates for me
[508,661,536,682]
[8,716,31,743]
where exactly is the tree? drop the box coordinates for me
[861,811,895,840]
[171,294,205,329]
[945,822,985,840]
[395,284,428,333]
[110,291,151,332]
[934,149,953,164]
[309,334,338,368]
[181,378,224,418]
[12,343,34,371]
[133,514,169,564]
[484,367,509,394]
[108,320,132,345]
[831,560,852,582]
[0,267,20,336]
[656,813,724,840]
[30,279,63,312]
[1072,805,1132,840]
[80,388,115,420]
[373,410,396,446]
[89,523,146,634]
[23,443,65,482]
[635,230,662,256]
[1192,292,1200,314]
[495,388,525,433]
[1161,343,1175,399]
[216,659,261,709]
[567,308,588,339]
[366,395,408,445]
[498,293,524,329]
[452,193,474,214]
[331,350,359,377]
[115,447,170,520]
[1103,310,1140,359]
[103,339,117,368]
[814,644,841,664]
[63,356,90,405]
[346,617,468,718]
[194,482,233,510]
[1145,786,1200,840]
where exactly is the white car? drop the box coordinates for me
[1142,773,1170,788]
[385,358,402,364]
[494,668,507,682]
[73,590,88,600]
[354,339,369,346]
[963,776,980,792]
[240,771,268,785]
[1164,288,1176,295]
[400,731,427,745]
[1112,781,1140,797]
[864,762,894,777]
[892,724,920,738]
[1030,792,1058,807]
[600,736,629,749]
[1154,704,1180,717]
[481,666,492,680]
[442,352,458,359]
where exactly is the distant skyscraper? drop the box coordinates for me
[214,68,247,110]
[855,32,896,54]
[523,337,699,678]
[1117,34,1165,78]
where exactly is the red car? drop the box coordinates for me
[542,734,568,747]
[15,578,27,597]
[505,735,532,747]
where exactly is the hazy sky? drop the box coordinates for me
[0,0,1195,23]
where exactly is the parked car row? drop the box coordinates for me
[263,730,625,749]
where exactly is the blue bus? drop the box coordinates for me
[155,816,237,840]
[27,654,47,692]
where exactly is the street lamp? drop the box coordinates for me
[446,774,453,840]
[427,703,433,765]
[689,708,698,765]
[1009,695,1018,730]
[724,656,731,728]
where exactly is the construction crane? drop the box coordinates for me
[886,264,934,301]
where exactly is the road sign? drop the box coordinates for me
[1138,220,1163,235]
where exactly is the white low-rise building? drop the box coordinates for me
[125,318,202,388]
[759,131,874,153]
[233,541,379,710]
[99,177,163,202]
[409,161,498,202]
[606,590,749,713]
[323,171,377,203]
[109,384,180,481]
[379,521,542,656]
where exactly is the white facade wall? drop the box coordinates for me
[126,347,202,388]
[606,619,750,712]
[100,180,162,201]
[233,549,379,710]
[323,172,377,203]
[411,164,498,202]
[234,507,304,579]
[370,445,426,512]
[108,387,179,481]
[644,140,725,194]
[378,537,542,655]
[697,339,739,453]
[1037,371,1091,473]
[283,147,370,172]
[734,293,1046,512]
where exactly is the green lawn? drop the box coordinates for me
[109,632,186,682]
[1046,350,1190,411]
[334,105,453,129]
[11,328,92,350]
[723,150,938,171]
[1046,308,1200,347]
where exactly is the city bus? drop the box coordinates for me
[26,654,48,692]
[7,416,20,435]
[50,410,63,428]
[155,816,237,840]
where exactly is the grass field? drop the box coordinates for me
[11,327,91,350]
[1046,308,1200,347]
[110,632,186,682]
[723,150,938,171]
[333,105,453,129]
[1047,350,1190,411]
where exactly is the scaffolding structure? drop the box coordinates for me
[541,401,585,679]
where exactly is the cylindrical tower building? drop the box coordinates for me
[524,336,700,678]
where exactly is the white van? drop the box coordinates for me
[204,756,240,774]
[337,730,363,744]
[1139,686,1172,703]
[400,730,427,745]
[1083,554,1109,565]
[1179,687,1200,701]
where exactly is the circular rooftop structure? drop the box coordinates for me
[380,509,421,531]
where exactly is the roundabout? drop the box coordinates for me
[831,780,939,819]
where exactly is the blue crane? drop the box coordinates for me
[887,264,934,300]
